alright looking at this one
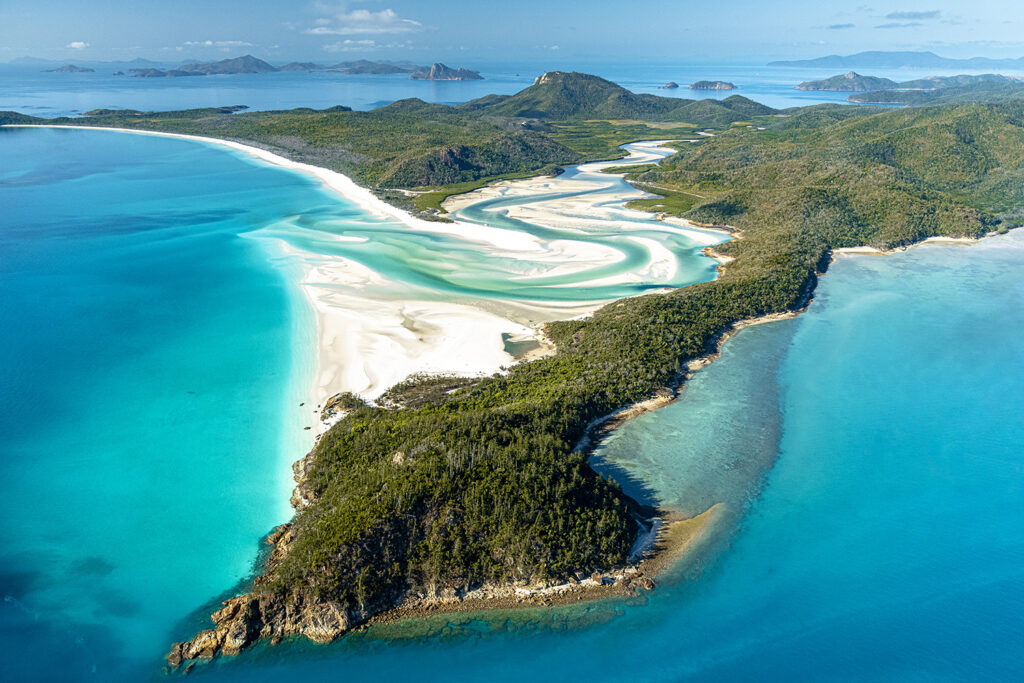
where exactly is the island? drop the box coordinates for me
[42,64,94,73]
[661,82,680,89]
[770,50,1024,70]
[334,60,421,75]
[6,70,1019,668]
[791,72,1024,104]
[120,55,480,79]
[689,81,736,90]
[410,62,483,80]
[796,71,897,91]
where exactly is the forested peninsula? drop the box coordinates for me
[5,72,1023,668]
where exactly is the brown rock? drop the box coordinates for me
[300,602,350,643]
[183,629,226,659]
[166,642,185,668]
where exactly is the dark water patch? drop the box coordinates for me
[70,556,115,577]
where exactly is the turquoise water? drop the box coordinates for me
[191,234,1023,680]
[0,126,325,679]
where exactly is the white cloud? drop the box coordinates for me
[66,41,89,50]
[307,8,422,35]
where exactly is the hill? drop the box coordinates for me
[467,72,774,126]
[474,71,681,119]
[662,95,776,127]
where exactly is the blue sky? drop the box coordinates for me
[3,0,1024,63]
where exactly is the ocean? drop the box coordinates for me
[6,61,1023,116]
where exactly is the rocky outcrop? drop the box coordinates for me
[660,81,679,89]
[165,519,366,668]
[410,63,483,81]
[167,591,355,667]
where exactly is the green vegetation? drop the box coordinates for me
[848,80,1024,105]
[5,74,1024,631]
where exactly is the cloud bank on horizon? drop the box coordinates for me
[2,0,1023,63]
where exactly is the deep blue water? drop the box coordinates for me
[7,61,1019,116]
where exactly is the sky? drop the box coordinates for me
[3,0,1024,64]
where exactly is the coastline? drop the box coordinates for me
[4,125,656,433]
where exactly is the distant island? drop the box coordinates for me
[796,72,1024,102]
[42,64,94,73]
[689,81,736,90]
[131,55,277,77]
[122,55,483,80]
[770,50,1024,70]
[660,82,679,89]
[410,63,483,81]
[796,72,897,92]
[334,60,421,75]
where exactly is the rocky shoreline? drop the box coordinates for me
[162,217,813,673]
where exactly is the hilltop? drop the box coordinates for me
[467,71,769,124]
